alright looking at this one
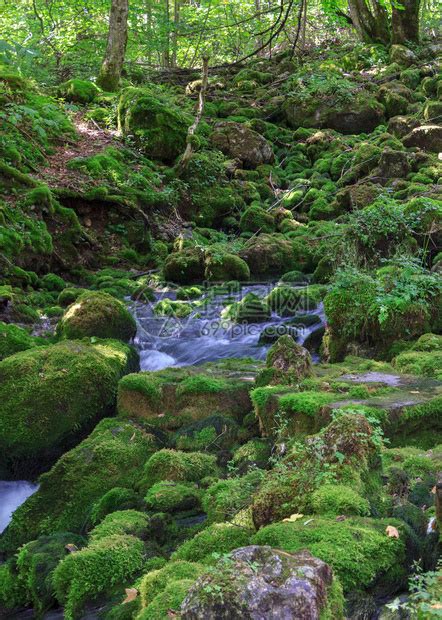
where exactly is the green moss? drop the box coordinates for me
[91,487,142,524]
[139,578,195,620]
[385,396,442,449]
[0,419,156,552]
[172,523,252,564]
[239,233,297,276]
[153,299,193,318]
[58,79,99,104]
[53,534,144,619]
[205,253,250,282]
[0,321,36,360]
[311,484,370,517]
[118,87,191,163]
[239,204,275,234]
[222,292,270,323]
[15,533,85,614]
[57,292,136,342]
[0,560,26,611]
[57,288,87,307]
[252,517,409,593]
[0,339,138,475]
[138,560,204,611]
[232,439,271,471]
[392,350,442,379]
[144,482,201,513]
[89,510,149,542]
[142,449,219,490]
[163,248,205,284]
[202,470,264,523]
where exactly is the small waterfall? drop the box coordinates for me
[131,282,326,371]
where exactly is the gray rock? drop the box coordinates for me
[403,125,442,152]
[389,45,418,67]
[181,546,337,620]
[210,121,274,169]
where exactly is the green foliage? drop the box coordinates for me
[89,510,150,542]
[0,321,36,360]
[91,487,142,525]
[144,481,201,513]
[58,79,99,103]
[142,449,219,490]
[203,470,264,523]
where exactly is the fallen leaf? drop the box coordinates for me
[130,432,136,441]
[303,518,314,526]
[65,544,79,553]
[409,390,420,394]
[123,588,138,604]
[431,603,442,609]
[283,513,304,522]
[431,486,436,494]
[386,525,400,539]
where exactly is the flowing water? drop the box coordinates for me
[0,481,38,534]
[131,282,326,371]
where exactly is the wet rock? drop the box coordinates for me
[389,45,418,68]
[181,546,341,620]
[211,121,274,169]
[403,125,442,152]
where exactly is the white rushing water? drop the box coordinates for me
[0,481,38,533]
[131,282,326,371]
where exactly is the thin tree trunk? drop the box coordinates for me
[97,0,129,91]
[391,0,420,44]
[163,0,171,67]
[178,56,209,173]
[171,0,180,67]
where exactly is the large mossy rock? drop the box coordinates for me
[0,339,138,476]
[389,45,418,68]
[204,253,250,281]
[0,321,37,360]
[210,121,274,169]
[284,94,384,134]
[0,419,156,552]
[57,79,99,104]
[403,125,442,152]
[163,248,205,284]
[117,364,253,430]
[181,546,344,620]
[57,292,136,342]
[117,87,191,163]
[252,517,413,596]
[239,233,297,276]
[257,335,313,387]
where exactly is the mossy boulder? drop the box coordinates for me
[57,292,136,342]
[389,45,417,67]
[117,366,253,429]
[204,253,250,281]
[53,533,145,619]
[239,234,297,276]
[222,292,271,323]
[311,484,370,517]
[240,204,275,233]
[58,79,99,104]
[172,523,253,563]
[210,121,274,169]
[252,517,412,595]
[141,449,218,491]
[163,248,205,284]
[0,339,138,476]
[202,470,264,523]
[0,419,156,552]
[181,546,344,620]
[144,481,201,513]
[118,87,191,163]
[258,335,313,387]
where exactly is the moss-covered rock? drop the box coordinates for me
[239,234,297,276]
[202,470,264,523]
[222,292,270,323]
[57,79,99,103]
[144,481,201,513]
[53,533,145,619]
[57,292,136,342]
[311,484,370,517]
[163,248,205,284]
[117,366,252,429]
[0,419,156,552]
[118,87,191,163]
[141,449,218,491]
[252,516,411,595]
[204,253,250,281]
[172,523,253,564]
[0,339,138,476]
[210,121,274,169]
[239,204,275,233]
[257,335,313,387]
[0,321,37,360]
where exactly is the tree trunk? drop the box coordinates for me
[97,0,129,91]
[171,0,180,68]
[391,0,420,44]
[347,0,390,44]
